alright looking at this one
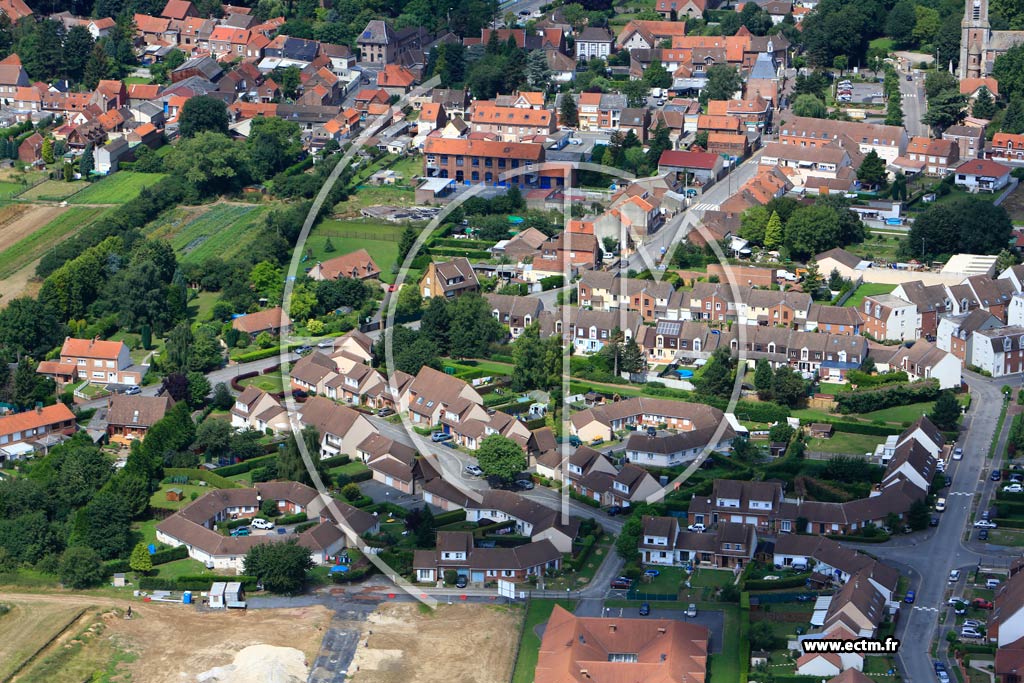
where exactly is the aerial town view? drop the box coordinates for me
[7,0,1024,681]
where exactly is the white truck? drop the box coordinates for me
[651,87,663,98]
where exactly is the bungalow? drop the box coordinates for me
[412,531,562,584]
[569,397,724,443]
[231,307,292,339]
[954,158,1012,193]
[624,426,736,468]
[465,490,580,552]
[156,482,379,570]
[106,395,174,441]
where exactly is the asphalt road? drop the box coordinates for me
[625,150,764,272]
[850,373,1005,683]
[900,69,928,139]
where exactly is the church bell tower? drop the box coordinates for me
[960,0,991,79]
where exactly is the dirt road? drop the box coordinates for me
[0,204,65,254]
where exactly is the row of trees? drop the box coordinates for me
[738,195,866,261]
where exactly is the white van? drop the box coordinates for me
[251,518,275,530]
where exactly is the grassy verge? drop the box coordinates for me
[511,599,575,683]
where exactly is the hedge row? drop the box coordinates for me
[139,575,260,591]
[234,347,291,363]
[827,532,891,543]
[733,400,792,423]
[564,534,598,572]
[744,573,811,591]
[569,489,601,507]
[363,502,409,518]
[835,380,940,414]
[277,512,308,525]
[320,454,352,468]
[163,468,239,489]
[428,248,491,259]
[432,509,467,527]
[213,454,278,478]
[993,518,1024,529]
[813,420,903,437]
[294,520,318,533]
[105,545,191,574]
[334,469,372,486]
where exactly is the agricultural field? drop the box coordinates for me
[307,218,414,283]
[68,172,167,204]
[352,602,521,683]
[146,202,269,263]
[1001,182,1024,223]
[0,593,331,683]
[0,206,106,280]
[17,179,89,201]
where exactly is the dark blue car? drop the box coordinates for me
[904,590,915,604]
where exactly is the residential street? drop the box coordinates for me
[848,373,1007,683]
[900,68,928,138]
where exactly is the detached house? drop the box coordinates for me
[0,404,77,460]
[106,395,174,441]
[231,307,292,339]
[230,386,287,434]
[419,257,479,299]
[308,248,381,281]
[407,366,484,426]
[641,516,757,570]
[485,293,542,340]
[40,337,144,387]
[466,490,580,552]
[687,479,783,533]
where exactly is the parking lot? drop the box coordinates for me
[601,604,725,653]
[836,82,884,105]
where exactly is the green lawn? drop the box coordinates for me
[0,206,107,279]
[0,180,24,198]
[637,566,687,595]
[711,604,743,683]
[132,518,160,547]
[68,172,166,204]
[153,557,214,580]
[842,283,896,308]
[17,179,89,201]
[987,529,1024,547]
[689,569,735,589]
[329,461,370,478]
[817,382,851,395]
[859,401,937,424]
[308,218,420,284]
[807,432,886,455]
[148,203,270,264]
[189,290,221,322]
[149,483,209,510]
[869,37,894,52]
[238,371,286,393]
[511,600,575,683]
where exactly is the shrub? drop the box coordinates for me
[834,380,940,414]
[277,512,308,525]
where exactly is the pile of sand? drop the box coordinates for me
[195,644,309,683]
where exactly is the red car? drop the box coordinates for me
[973,599,994,610]
[610,577,633,590]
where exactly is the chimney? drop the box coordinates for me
[579,670,589,679]
[657,627,667,634]
[36,404,43,414]
[609,624,616,633]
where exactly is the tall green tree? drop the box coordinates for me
[129,541,153,574]
[476,434,527,481]
[277,426,330,487]
[448,293,503,358]
[695,347,734,399]
[244,539,314,594]
[754,358,773,399]
[764,211,784,250]
[560,93,579,128]
[857,150,888,189]
[929,390,961,430]
[802,260,824,300]
[178,96,230,138]
[63,25,94,84]
[792,94,827,118]
[398,224,417,263]
[972,86,997,119]
[59,546,106,589]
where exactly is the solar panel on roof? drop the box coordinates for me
[362,31,372,38]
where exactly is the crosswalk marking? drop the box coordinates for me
[948,491,973,497]
[913,606,939,612]
[690,202,718,212]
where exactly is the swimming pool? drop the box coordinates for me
[675,369,694,379]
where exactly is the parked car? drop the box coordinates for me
[646,426,657,437]
[276,527,288,535]
[935,498,946,512]
[948,596,965,606]
[431,431,452,442]
[515,479,535,491]
[611,576,633,589]
[295,345,312,355]
[568,436,582,447]
[961,627,983,639]
[455,575,468,588]
[930,516,940,527]
[945,476,952,488]
[687,523,706,533]
[251,518,275,530]
[992,470,1002,481]
[987,578,1002,589]
[441,440,458,449]
[124,385,142,395]
[230,526,251,536]
[464,464,484,477]
[377,408,395,418]
[591,437,604,446]
[979,529,989,540]
[685,603,697,618]
[639,602,650,616]
[906,74,913,81]
[974,520,998,529]
[607,506,623,516]
[1004,484,1023,493]
[963,619,983,629]
[972,598,994,610]
[949,569,961,582]
[905,590,916,604]
[1011,472,1024,483]
[953,447,964,460]
[292,389,308,399]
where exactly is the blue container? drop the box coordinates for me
[182,591,192,604]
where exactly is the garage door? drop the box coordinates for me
[471,571,485,583]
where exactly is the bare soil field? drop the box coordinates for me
[349,603,522,683]
[1002,182,1024,222]
[0,204,65,254]
[0,592,332,683]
